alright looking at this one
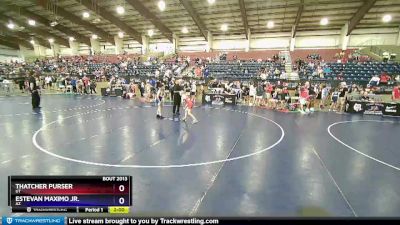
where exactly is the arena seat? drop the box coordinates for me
[291,49,355,62]
[207,61,285,79]
[313,61,400,82]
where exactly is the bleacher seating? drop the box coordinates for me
[2,51,398,83]
[207,61,285,79]
[298,61,400,82]
[291,49,355,62]
[178,50,280,62]
[226,50,281,61]
[22,61,179,78]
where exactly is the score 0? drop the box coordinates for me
[117,184,126,205]
[118,184,125,192]
[116,184,125,205]
[115,183,128,205]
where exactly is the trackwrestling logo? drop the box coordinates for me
[2,217,64,225]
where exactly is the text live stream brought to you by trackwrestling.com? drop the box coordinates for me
[1,217,221,225]
[3,217,400,225]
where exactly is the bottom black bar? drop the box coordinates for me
[66,217,400,225]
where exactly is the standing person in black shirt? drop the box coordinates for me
[173,80,183,116]
[169,79,175,101]
[29,73,40,109]
[18,78,25,93]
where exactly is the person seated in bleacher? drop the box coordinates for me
[348,84,360,96]
[155,69,160,78]
[310,70,318,80]
[323,66,332,76]
[274,68,281,78]
[280,71,287,81]
[336,72,344,81]
[317,66,324,78]
[243,68,249,76]
[369,75,380,87]
[361,90,370,101]
[379,72,391,86]
[273,54,280,62]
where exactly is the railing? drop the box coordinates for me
[368,46,386,57]
[358,39,392,58]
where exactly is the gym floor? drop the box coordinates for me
[0,94,399,217]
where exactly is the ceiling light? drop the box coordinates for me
[267,21,274,29]
[116,6,125,15]
[208,0,215,4]
[118,32,124,38]
[148,29,154,37]
[182,27,188,34]
[158,0,166,11]
[50,21,58,27]
[48,38,54,43]
[320,17,329,26]
[30,40,35,45]
[382,14,392,23]
[92,18,101,24]
[221,23,228,31]
[7,22,15,29]
[69,37,75,41]
[28,19,36,26]
[92,34,98,39]
[82,12,90,18]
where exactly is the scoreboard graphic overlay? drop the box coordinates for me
[8,176,132,213]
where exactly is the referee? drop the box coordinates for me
[29,73,41,109]
[173,80,183,116]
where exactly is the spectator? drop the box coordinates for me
[329,88,340,111]
[280,71,287,80]
[90,80,97,94]
[338,83,348,113]
[299,84,310,114]
[379,72,391,86]
[249,83,256,106]
[361,90,370,101]
[255,83,264,106]
[320,85,329,109]
[71,77,77,93]
[392,84,400,101]
[369,75,380,87]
